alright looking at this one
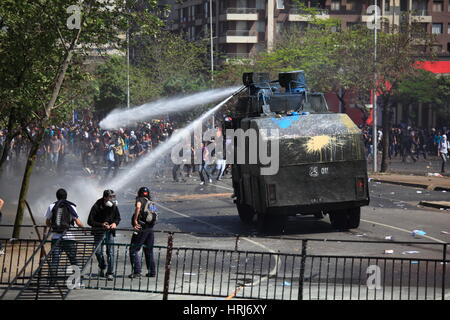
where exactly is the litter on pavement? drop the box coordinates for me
[384,250,394,254]
[384,236,393,240]
[402,251,420,255]
[411,230,427,237]
[416,191,423,194]
[441,231,450,235]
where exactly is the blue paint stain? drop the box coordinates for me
[271,114,300,129]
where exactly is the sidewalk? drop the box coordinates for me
[368,157,450,209]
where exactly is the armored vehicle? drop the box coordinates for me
[226,71,369,232]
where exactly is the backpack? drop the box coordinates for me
[51,201,73,233]
[133,198,157,228]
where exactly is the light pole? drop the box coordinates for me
[209,0,214,82]
[127,29,130,109]
[372,0,378,172]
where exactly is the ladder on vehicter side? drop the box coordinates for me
[0,228,104,300]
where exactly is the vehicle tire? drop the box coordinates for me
[329,211,347,230]
[236,203,256,225]
[329,208,361,230]
[346,207,361,229]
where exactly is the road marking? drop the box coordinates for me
[162,193,232,202]
[211,183,234,191]
[361,218,447,243]
[154,201,280,299]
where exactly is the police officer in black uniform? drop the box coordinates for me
[129,187,157,278]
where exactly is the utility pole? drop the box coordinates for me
[127,29,130,109]
[372,0,378,173]
[209,0,214,82]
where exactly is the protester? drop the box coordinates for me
[87,189,121,280]
[438,134,449,173]
[129,187,157,279]
[45,189,84,287]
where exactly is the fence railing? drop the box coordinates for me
[1,227,449,300]
[226,8,258,14]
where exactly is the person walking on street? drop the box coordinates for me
[88,189,121,280]
[129,187,157,279]
[438,134,449,173]
[48,135,62,171]
[45,189,84,287]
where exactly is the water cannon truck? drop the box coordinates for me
[225,71,370,232]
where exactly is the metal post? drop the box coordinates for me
[209,0,214,81]
[372,0,378,173]
[443,244,447,300]
[127,29,130,109]
[298,240,308,300]
[163,232,174,300]
[234,235,240,252]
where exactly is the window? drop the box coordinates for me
[276,0,285,10]
[384,0,391,12]
[448,43,450,53]
[448,24,450,34]
[257,21,266,33]
[331,0,340,11]
[432,23,443,34]
[433,1,443,12]
[346,0,355,11]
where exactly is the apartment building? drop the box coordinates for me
[163,0,450,59]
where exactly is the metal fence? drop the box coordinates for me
[1,227,449,300]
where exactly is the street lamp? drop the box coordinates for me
[209,0,214,82]
[372,0,379,173]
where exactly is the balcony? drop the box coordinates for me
[219,30,258,44]
[220,8,258,21]
[288,8,329,22]
[411,9,432,23]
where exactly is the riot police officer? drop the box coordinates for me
[129,187,157,278]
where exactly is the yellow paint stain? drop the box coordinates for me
[305,135,333,153]
[341,114,359,132]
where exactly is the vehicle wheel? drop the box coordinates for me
[329,211,347,230]
[346,207,361,229]
[236,203,256,225]
[329,208,361,230]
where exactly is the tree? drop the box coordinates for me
[0,0,161,237]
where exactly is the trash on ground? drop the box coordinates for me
[390,192,395,195]
[184,273,197,276]
[402,251,420,255]
[427,173,443,177]
[442,190,447,193]
[416,191,423,194]
[411,230,427,237]
[441,231,450,235]
[384,250,394,254]
[384,236,393,240]
[355,234,366,237]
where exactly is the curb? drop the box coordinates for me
[369,178,450,192]
[418,201,450,210]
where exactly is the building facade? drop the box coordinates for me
[163,0,450,60]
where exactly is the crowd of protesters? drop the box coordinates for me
[361,125,450,173]
[0,119,176,177]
